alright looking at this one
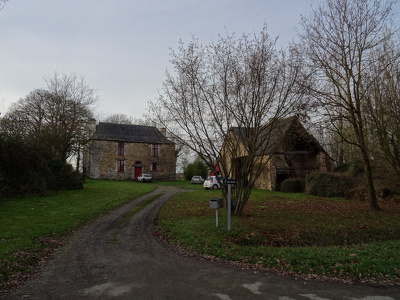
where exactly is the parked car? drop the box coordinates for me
[191,176,204,184]
[137,173,152,183]
[203,176,221,190]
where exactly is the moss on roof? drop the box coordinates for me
[91,122,174,144]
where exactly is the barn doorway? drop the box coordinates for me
[276,173,289,191]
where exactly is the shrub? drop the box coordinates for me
[64,172,85,190]
[335,163,349,172]
[306,172,354,197]
[183,159,208,181]
[281,178,305,193]
[348,160,364,176]
[0,135,52,197]
[0,135,83,198]
[47,160,84,190]
[335,161,364,176]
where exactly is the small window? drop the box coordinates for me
[152,163,157,171]
[151,144,159,157]
[118,142,124,156]
[117,160,124,173]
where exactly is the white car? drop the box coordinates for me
[137,173,152,183]
[203,176,221,190]
[191,176,204,184]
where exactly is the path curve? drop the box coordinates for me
[3,186,399,300]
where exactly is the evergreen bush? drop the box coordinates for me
[183,159,208,181]
[0,134,83,198]
[306,171,354,197]
[281,178,305,193]
[348,160,364,176]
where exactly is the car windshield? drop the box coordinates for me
[207,176,213,180]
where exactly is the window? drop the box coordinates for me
[152,163,157,171]
[118,142,124,156]
[151,144,159,157]
[117,160,124,173]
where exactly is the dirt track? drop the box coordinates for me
[3,186,399,300]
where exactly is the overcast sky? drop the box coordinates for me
[0,0,364,120]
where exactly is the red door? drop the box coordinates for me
[134,166,142,179]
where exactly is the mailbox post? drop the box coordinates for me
[209,198,223,227]
[223,178,237,231]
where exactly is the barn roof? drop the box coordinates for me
[91,122,174,144]
[230,116,325,155]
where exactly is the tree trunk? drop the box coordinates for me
[361,149,380,211]
[76,146,81,172]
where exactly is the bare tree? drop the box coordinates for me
[365,39,400,179]
[103,113,135,124]
[298,0,398,210]
[148,25,305,214]
[0,0,9,11]
[3,73,98,169]
[102,113,151,127]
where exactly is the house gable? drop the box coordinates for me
[83,121,176,181]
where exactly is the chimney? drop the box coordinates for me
[88,118,97,138]
[159,128,167,137]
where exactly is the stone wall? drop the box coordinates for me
[317,152,332,172]
[84,140,176,181]
[253,156,274,190]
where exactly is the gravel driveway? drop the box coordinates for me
[3,186,399,300]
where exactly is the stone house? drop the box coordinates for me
[83,119,176,181]
[221,116,332,190]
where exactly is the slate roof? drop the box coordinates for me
[91,122,174,144]
[230,116,324,155]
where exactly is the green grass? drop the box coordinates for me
[0,179,156,290]
[2,179,399,289]
[158,189,400,284]
[156,179,205,189]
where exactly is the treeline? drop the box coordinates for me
[147,0,400,212]
[0,73,97,198]
[0,134,83,197]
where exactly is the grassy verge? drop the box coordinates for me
[118,194,162,226]
[158,189,400,285]
[156,179,205,189]
[0,179,155,291]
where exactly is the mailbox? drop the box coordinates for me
[210,198,224,209]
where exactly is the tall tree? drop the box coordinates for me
[0,0,9,11]
[365,39,400,179]
[298,0,398,210]
[103,113,134,124]
[148,25,305,214]
[3,73,98,168]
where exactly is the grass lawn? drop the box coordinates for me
[158,187,400,285]
[0,179,156,291]
[1,179,399,290]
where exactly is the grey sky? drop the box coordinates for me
[1,0,318,119]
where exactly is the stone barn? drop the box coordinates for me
[222,116,332,190]
[83,119,176,181]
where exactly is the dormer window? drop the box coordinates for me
[118,142,124,156]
